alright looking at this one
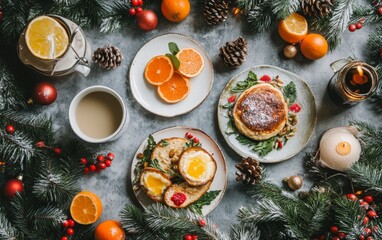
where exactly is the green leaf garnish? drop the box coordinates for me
[149,158,165,173]
[283,81,297,105]
[231,71,258,93]
[236,135,275,157]
[168,42,180,55]
[165,53,180,70]
[159,140,169,147]
[133,135,157,186]
[188,190,221,215]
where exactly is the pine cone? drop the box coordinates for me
[219,37,248,69]
[235,157,262,185]
[202,0,229,25]
[92,45,122,70]
[301,0,334,17]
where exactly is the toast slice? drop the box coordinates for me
[150,137,188,178]
[164,181,212,208]
[140,167,172,202]
[178,147,217,186]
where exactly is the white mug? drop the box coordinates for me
[69,86,129,143]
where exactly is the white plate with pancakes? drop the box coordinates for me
[131,126,227,216]
[217,65,317,163]
[129,33,214,117]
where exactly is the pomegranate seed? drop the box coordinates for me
[228,95,236,103]
[260,75,271,82]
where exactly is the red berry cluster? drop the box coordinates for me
[129,0,144,16]
[61,218,75,240]
[348,18,365,32]
[35,141,62,155]
[378,6,382,15]
[185,132,199,144]
[184,234,198,240]
[82,152,115,174]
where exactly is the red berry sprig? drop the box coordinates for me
[185,132,200,145]
[348,18,365,32]
[81,152,115,174]
[61,218,75,240]
[184,235,198,240]
[34,141,62,155]
[129,0,144,16]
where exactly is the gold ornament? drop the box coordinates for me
[284,175,303,191]
[283,45,297,59]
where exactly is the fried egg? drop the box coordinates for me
[178,147,216,186]
[140,168,172,202]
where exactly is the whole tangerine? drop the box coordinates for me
[161,0,190,22]
[95,220,125,240]
[300,33,329,60]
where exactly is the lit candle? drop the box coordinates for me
[350,66,368,86]
[232,7,241,16]
[336,141,351,156]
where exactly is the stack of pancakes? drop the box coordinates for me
[233,83,288,140]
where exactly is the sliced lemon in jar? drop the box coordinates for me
[25,16,69,60]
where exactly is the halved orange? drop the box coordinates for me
[176,48,204,78]
[157,72,190,103]
[145,55,174,86]
[278,13,308,44]
[25,16,69,60]
[70,191,102,225]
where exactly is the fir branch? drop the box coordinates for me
[0,63,26,111]
[312,0,355,49]
[246,1,275,33]
[238,199,285,224]
[353,121,382,163]
[270,0,300,20]
[28,205,66,233]
[8,194,31,237]
[231,224,261,240]
[0,207,24,240]
[0,1,31,44]
[366,26,382,67]
[120,205,151,236]
[247,181,297,201]
[0,129,35,166]
[332,197,365,238]
[348,163,382,193]
[236,0,261,15]
[351,4,382,24]
[100,2,132,33]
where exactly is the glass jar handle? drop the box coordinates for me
[330,57,354,73]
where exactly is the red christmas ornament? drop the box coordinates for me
[348,24,357,32]
[136,9,158,31]
[5,125,15,134]
[378,6,382,15]
[3,177,23,198]
[33,82,57,105]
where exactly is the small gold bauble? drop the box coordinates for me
[283,45,297,59]
[284,175,303,191]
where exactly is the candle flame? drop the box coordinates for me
[356,66,363,76]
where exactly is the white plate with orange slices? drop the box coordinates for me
[129,33,214,117]
[131,126,227,216]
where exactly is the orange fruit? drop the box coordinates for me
[95,220,125,240]
[300,33,329,60]
[176,48,204,78]
[157,72,190,103]
[70,191,102,225]
[278,13,308,44]
[25,16,69,60]
[145,55,174,86]
[161,0,190,22]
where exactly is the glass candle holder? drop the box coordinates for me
[17,15,91,77]
[328,58,379,106]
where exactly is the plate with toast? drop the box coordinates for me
[217,65,316,163]
[131,126,227,216]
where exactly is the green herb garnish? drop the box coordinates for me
[236,135,275,157]
[148,158,165,172]
[283,81,297,105]
[133,135,157,186]
[159,139,169,147]
[166,42,180,70]
[185,139,202,148]
[231,70,258,93]
[188,190,221,215]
